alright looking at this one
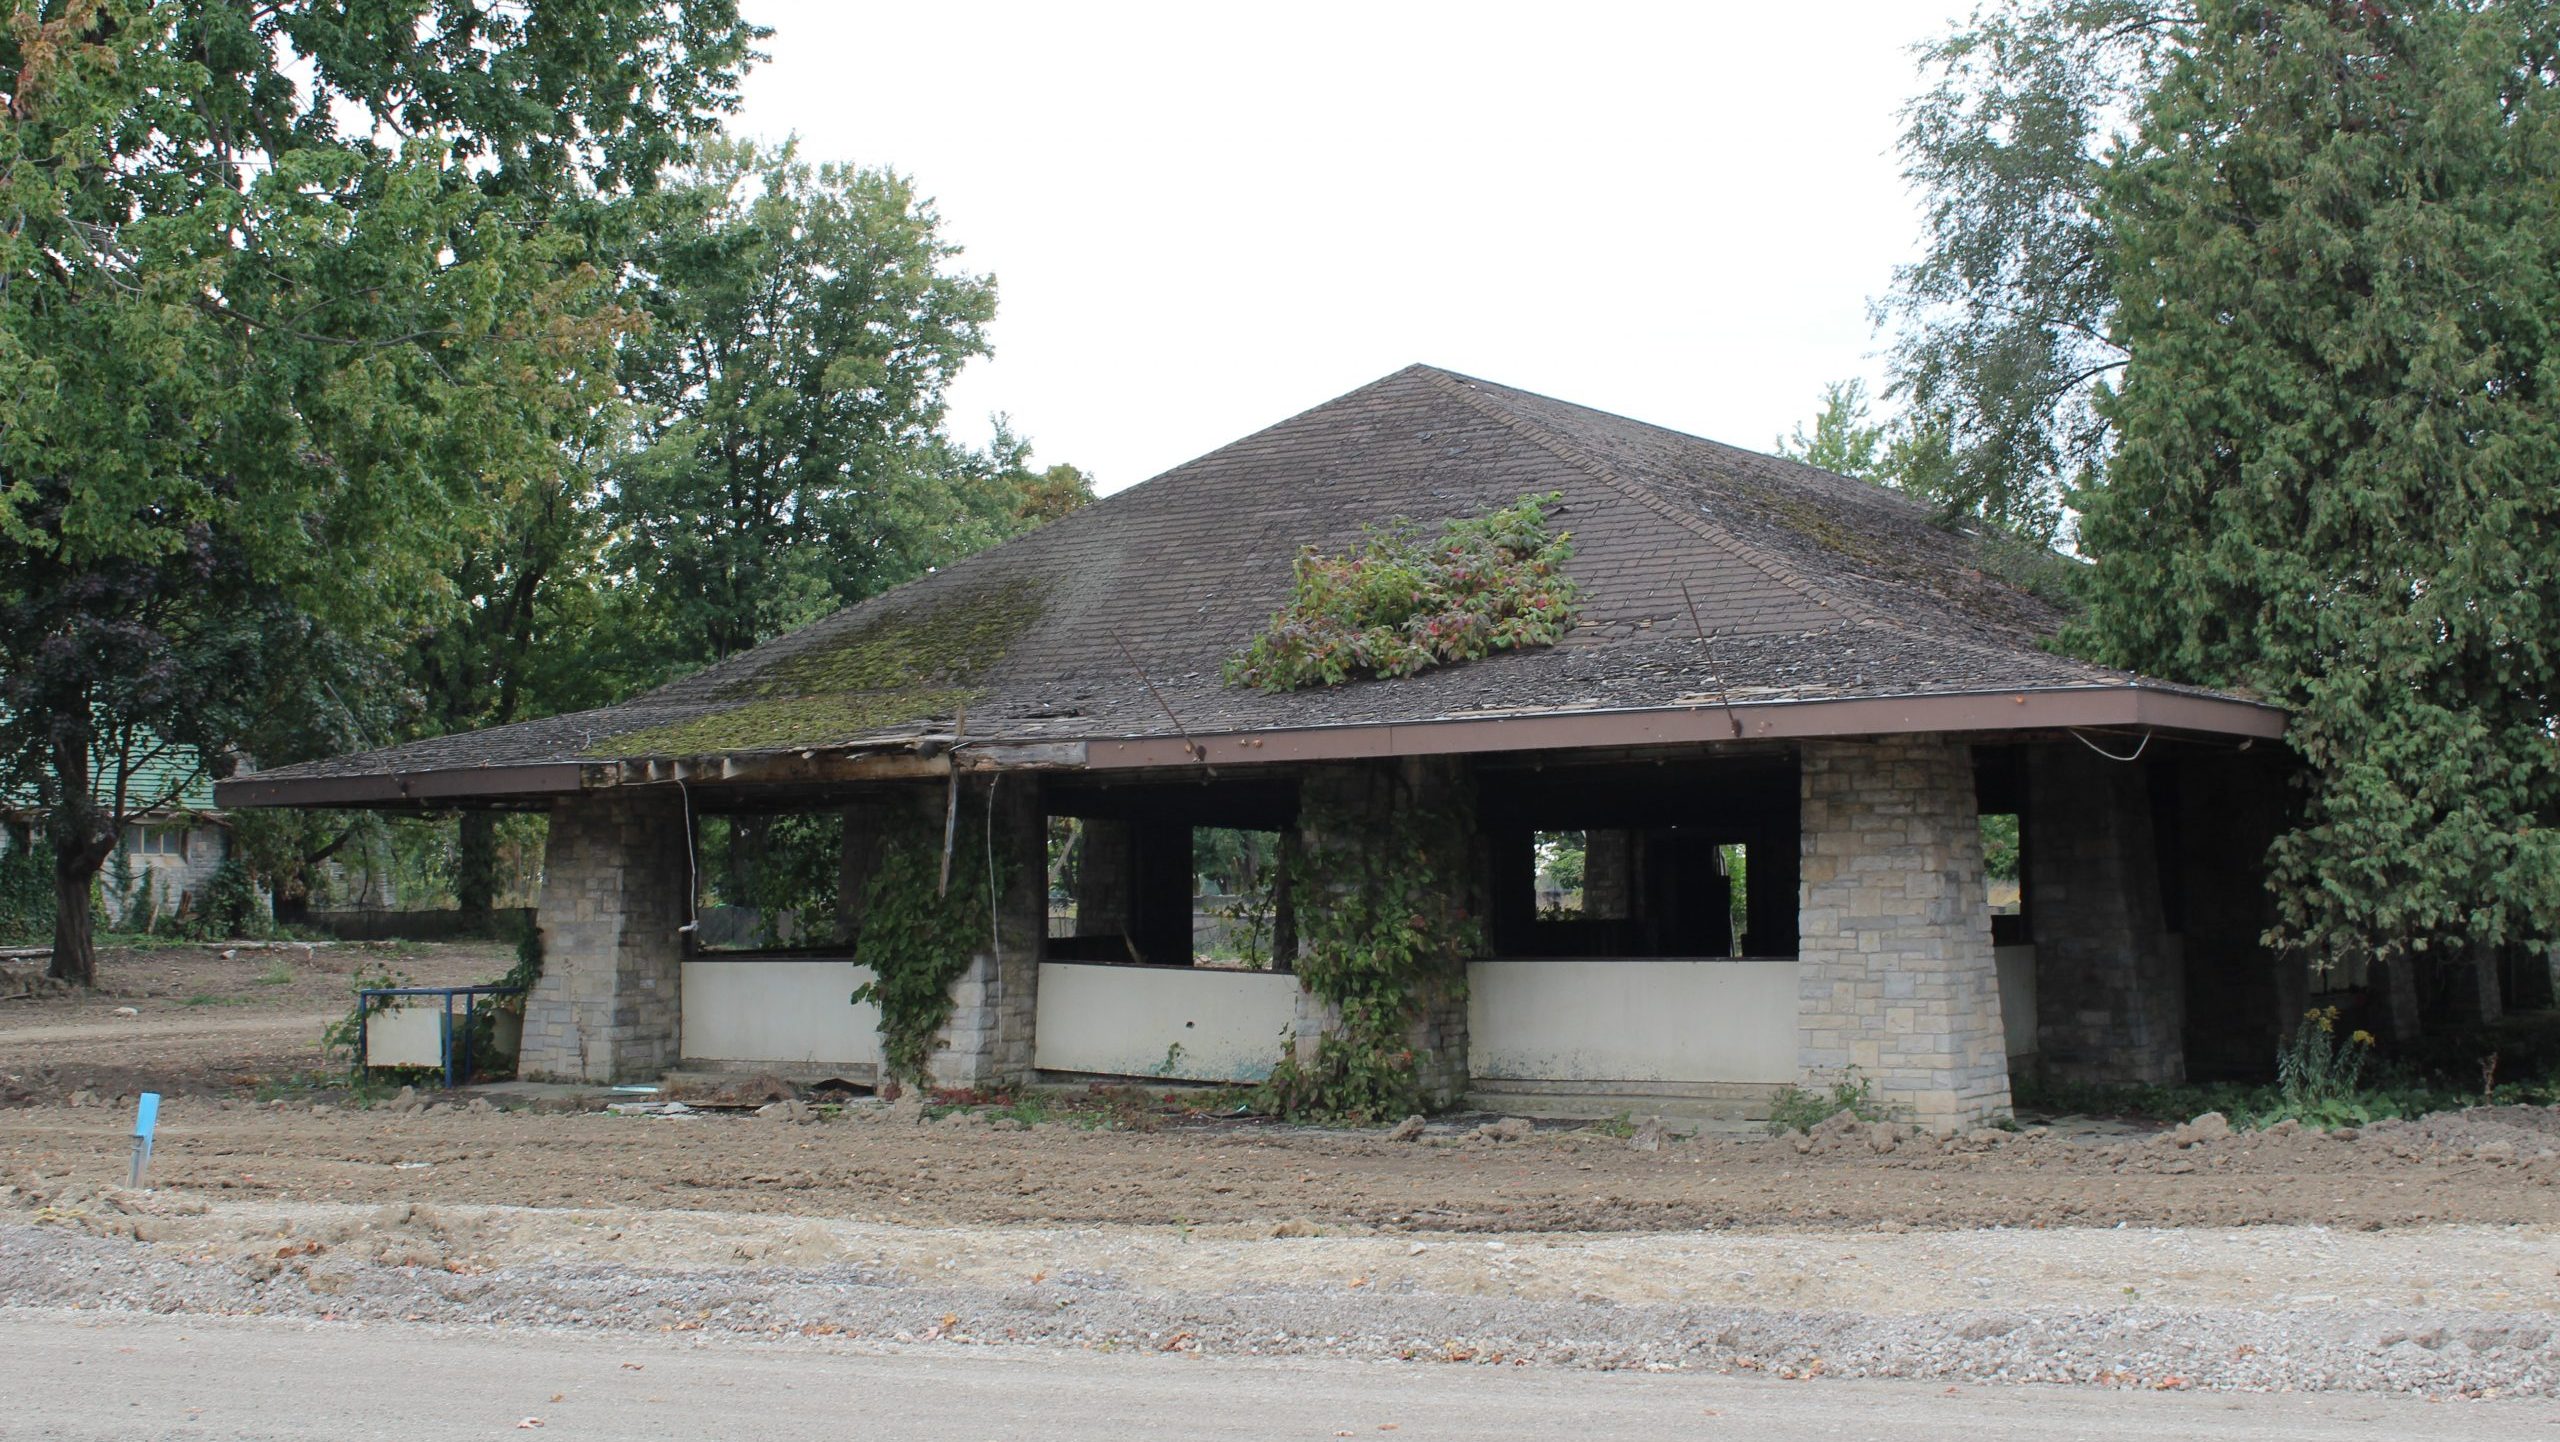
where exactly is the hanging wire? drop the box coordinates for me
[675,777,701,933]
[2069,728,2153,763]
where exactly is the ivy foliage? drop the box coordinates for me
[852,799,1003,1084]
[1257,764,1481,1122]
[1224,494,1579,692]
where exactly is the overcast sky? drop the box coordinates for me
[732,1,1970,493]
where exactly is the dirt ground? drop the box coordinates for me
[0,939,507,1103]
[6,943,2560,1398]
[0,943,2555,1233]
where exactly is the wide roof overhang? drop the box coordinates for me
[213,680,2285,811]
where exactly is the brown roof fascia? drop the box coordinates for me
[1080,685,2286,771]
[213,763,595,810]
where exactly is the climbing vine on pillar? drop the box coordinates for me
[1261,762,1483,1121]
[852,799,1003,1084]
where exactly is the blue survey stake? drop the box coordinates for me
[133,1092,159,1140]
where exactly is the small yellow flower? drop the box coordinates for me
[2350,1030,2376,1047]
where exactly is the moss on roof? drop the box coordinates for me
[734,578,1048,701]
[594,688,977,759]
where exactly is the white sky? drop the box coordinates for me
[733,1,1969,493]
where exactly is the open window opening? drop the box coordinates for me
[1483,758,1800,960]
[1193,827,1289,971]
[1045,779,1298,969]
[688,811,849,953]
[1972,745,2032,947]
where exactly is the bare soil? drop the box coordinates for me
[0,939,508,1103]
[1,942,2556,1232]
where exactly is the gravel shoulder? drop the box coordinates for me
[17,1306,2556,1442]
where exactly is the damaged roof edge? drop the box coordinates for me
[215,683,2283,810]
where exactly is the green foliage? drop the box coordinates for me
[2072,1,2560,988]
[1254,765,1480,1122]
[1534,832,1586,898]
[1980,813,2021,883]
[0,838,50,945]
[604,137,1066,673]
[1774,379,1890,480]
[2276,1008,2375,1119]
[0,0,761,985]
[1225,494,1580,692]
[851,800,1003,1084]
[1765,1070,1891,1135]
[1878,1,2175,540]
[192,859,265,940]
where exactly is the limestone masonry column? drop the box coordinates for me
[1292,758,1474,1109]
[2026,744,2185,1084]
[928,775,1047,1091]
[520,790,692,1084]
[1798,738,2012,1130]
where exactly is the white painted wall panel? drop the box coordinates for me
[1467,959,1798,1084]
[1034,963,1296,1082]
[680,958,880,1068]
[364,1002,449,1069]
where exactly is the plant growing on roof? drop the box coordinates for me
[853,801,1005,1085]
[1224,493,1580,692]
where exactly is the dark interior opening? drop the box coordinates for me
[1480,755,1800,958]
[1044,778,1298,968]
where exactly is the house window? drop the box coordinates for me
[127,825,187,859]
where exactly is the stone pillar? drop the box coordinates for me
[1582,829,1633,919]
[520,790,692,1083]
[2027,745,2184,1084]
[1071,817,1133,936]
[928,775,1046,1091]
[1798,738,2011,1130]
[1291,758,1475,1109]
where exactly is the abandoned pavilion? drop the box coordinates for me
[217,365,2299,1128]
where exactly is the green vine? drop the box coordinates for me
[1258,764,1482,1121]
[1224,492,1580,691]
[852,799,1004,1084]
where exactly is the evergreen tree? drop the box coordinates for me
[2075,0,2560,1028]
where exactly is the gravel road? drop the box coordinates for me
[11,1306,2556,1442]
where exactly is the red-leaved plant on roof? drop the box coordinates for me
[1224,492,1580,691]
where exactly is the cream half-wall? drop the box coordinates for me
[1034,962,1297,1082]
[679,958,880,1069]
[1467,958,1799,1084]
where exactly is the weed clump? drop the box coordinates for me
[1225,492,1578,691]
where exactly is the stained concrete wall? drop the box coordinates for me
[680,958,880,1070]
[1798,738,2012,1129]
[1033,962,1296,1082]
[1467,959,1797,1084]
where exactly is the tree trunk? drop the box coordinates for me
[2370,952,2425,1046]
[48,849,97,987]
[43,734,115,988]
[455,810,498,931]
